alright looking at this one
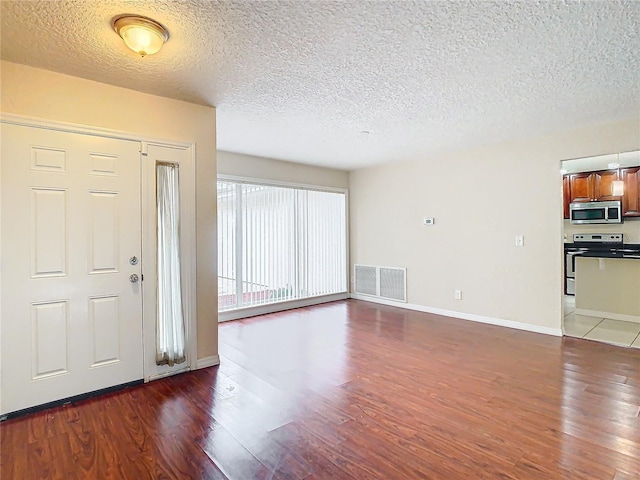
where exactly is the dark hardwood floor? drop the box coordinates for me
[2,299,640,479]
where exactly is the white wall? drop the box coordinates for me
[349,117,640,332]
[0,61,218,360]
[218,150,349,189]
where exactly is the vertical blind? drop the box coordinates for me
[218,181,347,311]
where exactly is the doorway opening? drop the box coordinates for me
[561,151,640,347]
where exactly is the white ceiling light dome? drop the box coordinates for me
[113,15,169,57]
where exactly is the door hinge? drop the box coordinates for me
[141,274,144,281]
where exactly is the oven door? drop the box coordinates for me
[565,252,577,295]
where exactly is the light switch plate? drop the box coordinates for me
[515,235,524,247]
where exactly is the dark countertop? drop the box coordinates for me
[564,243,640,260]
[573,251,640,260]
[564,243,640,250]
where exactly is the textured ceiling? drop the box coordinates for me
[1,1,639,170]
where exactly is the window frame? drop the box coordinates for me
[217,174,350,322]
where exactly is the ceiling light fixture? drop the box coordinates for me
[113,15,169,57]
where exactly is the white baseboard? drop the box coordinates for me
[575,308,640,324]
[218,293,349,322]
[195,355,220,369]
[349,293,563,337]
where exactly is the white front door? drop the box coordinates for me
[1,123,143,415]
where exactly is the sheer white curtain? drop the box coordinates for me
[156,163,186,366]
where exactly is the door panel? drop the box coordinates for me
[89,295,120,366]
[1,124,143,415]
[32,188,67,277]
[89,191,119,273]
[31,300,69,378]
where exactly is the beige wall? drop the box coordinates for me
[1,61,218,360]
[218,150,349,189]
[350,117,640,331]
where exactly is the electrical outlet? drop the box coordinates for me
[423,217,435,226]
[454,290,462,300]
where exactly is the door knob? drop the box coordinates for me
[129,274,139,283]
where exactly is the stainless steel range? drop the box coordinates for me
[564,233,623,295]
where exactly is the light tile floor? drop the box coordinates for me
[563,295,640,348]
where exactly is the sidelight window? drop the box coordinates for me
[156,163,186,366]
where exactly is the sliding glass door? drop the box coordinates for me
[217,180,347,312]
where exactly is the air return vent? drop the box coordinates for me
[354,265,377,296]
[353,265,406,302]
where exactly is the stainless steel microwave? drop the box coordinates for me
[569,200,623,224]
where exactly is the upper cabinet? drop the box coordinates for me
[562,151,640,219]
[563,166,640,219]
[567,172,592,204]
[569,170,620,203]
[621,167,640,217]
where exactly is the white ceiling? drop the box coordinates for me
[1,1,639,170]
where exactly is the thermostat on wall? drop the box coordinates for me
[423,217,435,226]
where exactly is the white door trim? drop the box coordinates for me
[0,114,198,385]
[141,142,197,381]
[0,113,194,149]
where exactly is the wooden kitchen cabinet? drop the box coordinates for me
[568,170,620,203]
[568,172,593,203]
[562,175,571,219]
[594,170,622,201]
[621,167,640,217]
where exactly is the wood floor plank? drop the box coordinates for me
[26,433,75,480]
[198,423,274,479]
[0,413,29,479]
[3,299,640,478]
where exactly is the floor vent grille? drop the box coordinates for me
[353,265,406,302]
